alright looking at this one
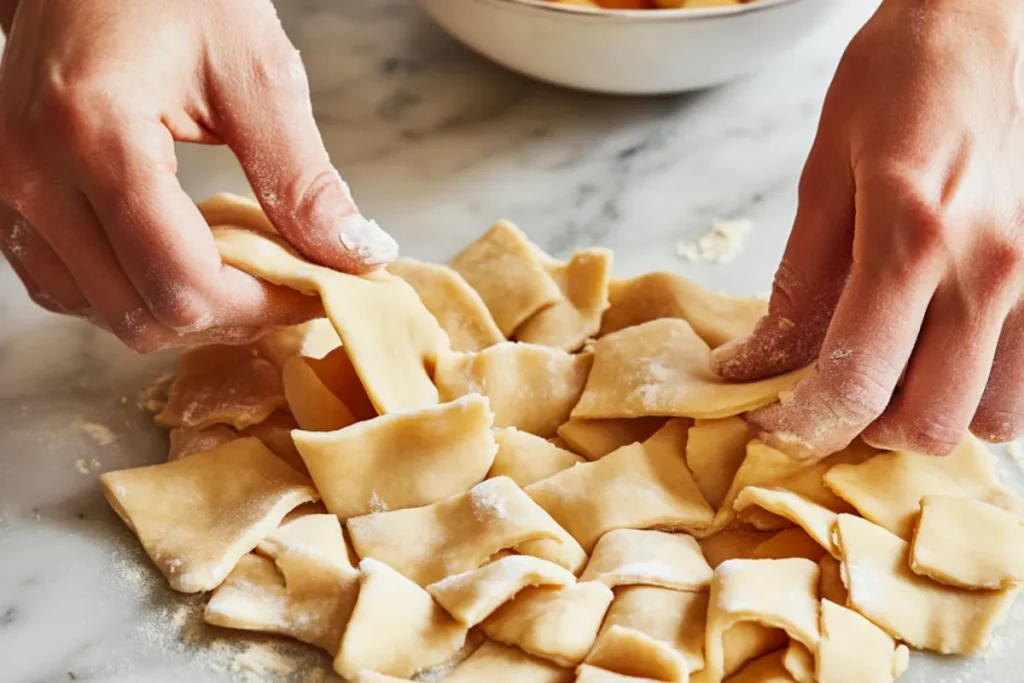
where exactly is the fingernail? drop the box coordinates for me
[337,213,399,266]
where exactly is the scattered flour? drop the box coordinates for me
[232,643,299,679]
[73,416,118,446]
[676,219,753,264]
[367,491,389,513]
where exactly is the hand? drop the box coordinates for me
[712,0,1024,458]
[0,0,397,352]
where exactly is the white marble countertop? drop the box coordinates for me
[1,0,1022,681]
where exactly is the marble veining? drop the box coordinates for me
[1,0,1022,681]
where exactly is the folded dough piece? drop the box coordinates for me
[283,355,358,432]
[584,625,689,683]
[354,672,413,683]
[703,558,821,683]
[781,642,813,683]
[445,641,573,683]
[427,555,577,626]
[205,514,359,653]
[526,430,714,553]
[824,435,1024,539]
[168,412,307,476]
[481,582,614,666]
[294,395,497,520]
[335,559,468,679]
[910,495,1024,590]
[733,488,838,557]
[346,477,582,586]
[100,437,318,592]
[168,425,237,461]
[516,248,613,352]
[749,529,827,563]
[197,192,276,233]
[387,257,504,352]
[576,665,665,683]
[572,319,807,420]
[214,226,448,414]
[448,220,563,336]
[601,586,707,675]
[685,418,751,510]
[557,417,667,461]
[580,529,713,591]
[816,599,908,683]
[818,555,847,606]
[763,439,875,515]
[833,513,1015,654]
[435,342,593,438]
[719,651,795,683]
[490,428,585,487]
[698,529,776,568]
[305,345,379,421]
[598,272,766,349]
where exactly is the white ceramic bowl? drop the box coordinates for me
[416,0,849,94]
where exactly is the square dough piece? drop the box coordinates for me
[387,257,504,352]
[557,417,668,461]
[448,220,564,336]
[910,495,1024,590]
[816,599,908,683]
[572,319,807,420]
[600,586,708,675]
[100,437,318,593]
[293,394,497,520]
[580,529,713,591]
[489,428,585,487]
[584,625,689,683]
[685,417,751,510]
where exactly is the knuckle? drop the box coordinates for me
[863,166,951,268]
[822,363,894,424]
[970,233,1024,302]
[901,415,965,455]
[31,71,120,146]
[284,166,347,223]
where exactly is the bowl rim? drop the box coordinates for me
[492,0,803,21]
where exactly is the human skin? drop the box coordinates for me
[0,0,397,352]
[713,0,1024,457]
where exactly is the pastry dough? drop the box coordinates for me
[685,418,751,510]
[691,622,788,683]
[576,666,665,683]
[293,394,496,520]
[579,529,713,591]
[601,586,708,674]
[733,487,838,557]
[167,411,307,475]
[449,220,563,335]
[387,257,504,352]
[283,355,358,432]
[205,514,359,653]
[334,558,468,679]
[427,555,577,626]
[909,495,1024,589]
[704,558,820,683]
[824,435,1024,539]
[781,642,813,683]
[481,582,614,666]
[168,425,237,461]
[445,641,573,683]
[720,651,795,683]
[526,434,714,553]
[572,319,807,420]
[516,248,613,351]
[557,417,667,461]
[346,476,584,586]
[197,192,276,233]
[764,440,875,515]
[354,672,413,683]
[749,529,827,563]
[100,437,318,592]
[214,226,448,414]
[304,346,378,421]
[584,625,689,682]
[435,342,593,438]
[816,599,907,683]
[490,428,585,487]
[833,513,1015,654]
[598,272,766,349]
[818,555,847,605]
[698,529,776,568]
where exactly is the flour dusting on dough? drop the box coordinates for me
[469,480,508,521]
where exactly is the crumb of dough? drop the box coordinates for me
[676,218,753,265]
[73,416,118,446]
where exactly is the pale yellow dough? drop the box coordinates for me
[334,558,468,679]
[481,582,614,666]
[490,427,585,487]
[572,319,807,420]
[445,640,573,683]
[685,417,751,510]
[749,528,827,563]
[197,192,276,234]
[576,665,665,683]
[584,625,689,682]
[204,514,359,653]
[601,586,708,674]
[910,495,1024,589]
[293,394,496,520]
[557,417,667,461]
[526,425,714,552]
[282,355,358,432]
[449,220,564,335]
[167,411,308,475]
[579,529,713,591]
[720,651,795,683]
[704,558,821,683]
[516,247,613,351]
[781,641,814,683]
[346,476,585,585]
[599,272,766,349]
[818,555,847,605]
[435,342,593,437]
[824,434,1024,539]
[834,513,1015,654]
[214,226,448,414]
[387,257,504,352]
[100,437,318,593]
[816,599,908,683]
[732,487,839,557]
[698,529,776,568]
[427,554,577,626]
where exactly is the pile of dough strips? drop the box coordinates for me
[104,193,1024,683]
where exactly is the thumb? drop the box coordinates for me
[711,143,855,381]
[210,26,397,273]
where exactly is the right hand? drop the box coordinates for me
[0,0,397,352]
